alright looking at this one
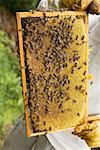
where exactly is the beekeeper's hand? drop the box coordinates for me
[60,0,100,14]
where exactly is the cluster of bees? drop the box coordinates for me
[21,13,87,132]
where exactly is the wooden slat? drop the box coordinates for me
[16,13,31,137]
[16,11,87,18]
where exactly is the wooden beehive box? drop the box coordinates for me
[16,10,88,137]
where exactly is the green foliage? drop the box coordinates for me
[0,0,40,13]
[0,30,23,136]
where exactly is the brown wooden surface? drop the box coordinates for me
[16,13,31,137]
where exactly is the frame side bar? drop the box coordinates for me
[16,13,31,137]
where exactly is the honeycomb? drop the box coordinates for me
[21,11,88,133]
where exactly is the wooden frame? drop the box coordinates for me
[16,10,88,137]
